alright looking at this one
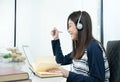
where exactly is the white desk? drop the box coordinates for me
[31,75,66,82]
[0,61,66,82]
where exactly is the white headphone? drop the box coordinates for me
[77,12,83,30]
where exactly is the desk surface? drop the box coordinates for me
[0,61,66,82]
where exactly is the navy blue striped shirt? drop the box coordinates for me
[51,39,110,82]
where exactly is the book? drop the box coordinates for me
[11,79,32,82]
[28,56,63,78]
[0,67,29,82]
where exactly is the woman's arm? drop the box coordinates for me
[51,39,72,65]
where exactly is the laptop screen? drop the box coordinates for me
[22,45,35,67]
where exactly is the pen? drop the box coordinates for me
[58,31,63,33]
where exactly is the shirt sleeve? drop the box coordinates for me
[67,40,105,82]
[51,39,72,65]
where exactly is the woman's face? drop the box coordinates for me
[68,19,78,40]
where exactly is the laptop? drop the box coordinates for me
[22,45,63,77]
[22,45,35,69]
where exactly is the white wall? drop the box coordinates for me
[1,0,120,57]
[16,0,101,57]
[0,0,14,48]
[104,0,120,48]
[16,0,100,57]
[0,0,101,57]
[16,0,82,56]
[16,0,32,49]
[82,0,101,41]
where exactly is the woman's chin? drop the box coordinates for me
[71,36,77,40]
[71,37,75,40]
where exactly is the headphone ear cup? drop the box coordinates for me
[77,11,83,30]
[77,23,83,30]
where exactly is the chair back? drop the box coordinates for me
[106,40,120,82]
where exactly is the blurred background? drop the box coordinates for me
[0,0,120,57]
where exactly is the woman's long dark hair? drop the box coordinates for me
[67,11,94,59]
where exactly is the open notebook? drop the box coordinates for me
[22,45,63,78]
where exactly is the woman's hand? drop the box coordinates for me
[58,67,69,78]
[51,27,59,40]
[47,67,69,78]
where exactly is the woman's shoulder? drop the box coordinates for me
[86,39,104,62]
[87,39,100,49]
[86,39,103,54]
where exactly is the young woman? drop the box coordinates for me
[50,11,110,82]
